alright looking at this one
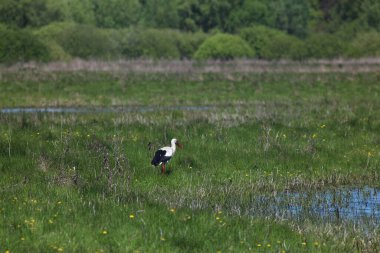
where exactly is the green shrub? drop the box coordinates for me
[120,28,205,59]
[334,20,368,41]
[120,28,179,59]
[262,33,306,60]
[194,33,254,60]
[304,33,346,59]
[240,26,306,60]
[56,24,118,59]
[34,22,75,60]
[0,23,7,30]
[0,28,50,63]
[174,31,208,59]
[240,26,286,58]
[345,31,380,58]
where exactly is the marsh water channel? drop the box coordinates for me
[250,187,380,226]
[0,106,215,114]
[1,106,380,228]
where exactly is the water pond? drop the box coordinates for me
[250,187,380,226]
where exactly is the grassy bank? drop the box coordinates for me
[1,70,379,252]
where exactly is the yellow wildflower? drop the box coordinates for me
[102,230,108,235]
[129,214,135,219]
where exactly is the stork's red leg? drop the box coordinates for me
[161,163,166,174]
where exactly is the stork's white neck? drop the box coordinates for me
[171,139,177,153]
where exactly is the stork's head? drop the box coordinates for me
[171,138,183,149]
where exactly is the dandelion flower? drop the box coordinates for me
[102,230,108,235]
[169,208,176,213]
[257,244,261,247]
[267,243,271,247]
[21,237,25,241]
[129,214,135,219]
[57,247,64,252]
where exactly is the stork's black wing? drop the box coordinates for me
[151,149,166,166]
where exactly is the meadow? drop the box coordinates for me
[0,62,380,252]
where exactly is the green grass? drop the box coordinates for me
[0,70,379,252]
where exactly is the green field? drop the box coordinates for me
[1,68,379,252]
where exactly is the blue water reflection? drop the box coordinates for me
[0,106,215,114]
[251,187,380,224]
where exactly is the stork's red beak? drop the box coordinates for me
[176,142,183,149]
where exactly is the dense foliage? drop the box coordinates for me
[1,0,380,62]
[194,34,254,60]
[0,27,50,63]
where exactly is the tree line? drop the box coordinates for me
[1,0,380,63]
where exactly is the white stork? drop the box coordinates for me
[151,138,183,174]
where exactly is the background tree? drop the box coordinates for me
[93,0,141,28]
[139,0,180,28]
[0,0,63,28]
